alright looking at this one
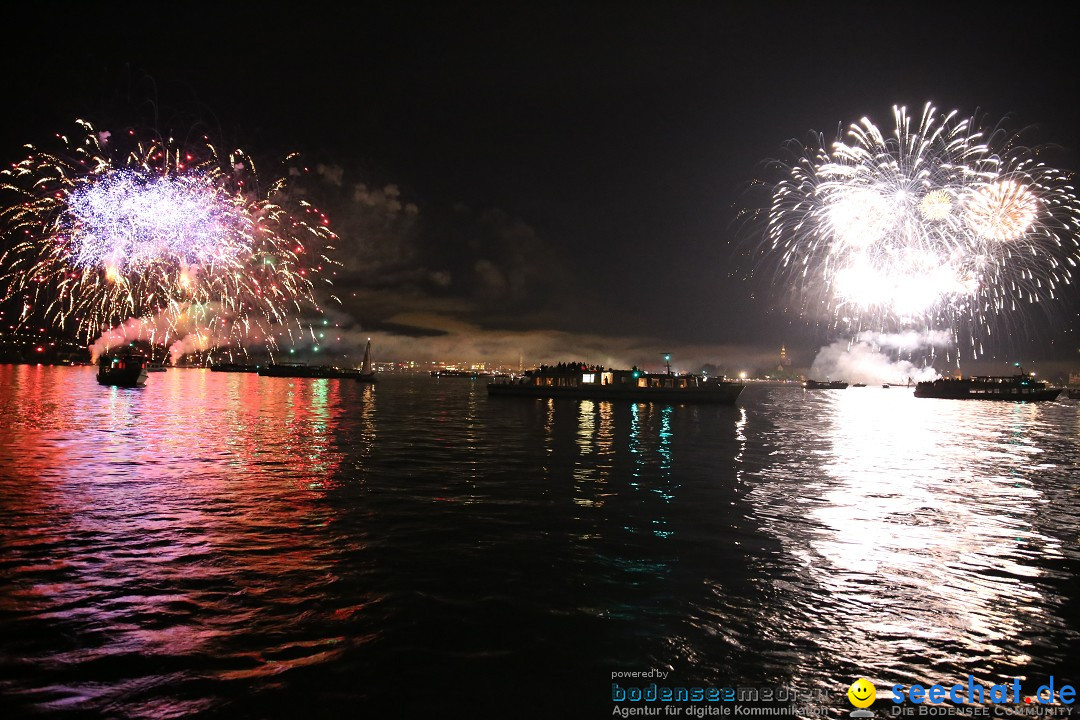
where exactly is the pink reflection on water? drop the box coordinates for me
[0,365,371,709]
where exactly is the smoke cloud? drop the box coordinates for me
[90,303,244,364]
[809,331,950,384]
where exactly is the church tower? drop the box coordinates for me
[778,345,791,370]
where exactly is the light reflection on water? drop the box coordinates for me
[0,368,1077,716]
[739,388,1079,694]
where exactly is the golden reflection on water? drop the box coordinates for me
[746,388,1071,690]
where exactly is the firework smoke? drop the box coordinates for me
[809,332,951,385]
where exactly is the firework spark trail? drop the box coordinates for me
[0,120,340,358]
[765,103,1080,358]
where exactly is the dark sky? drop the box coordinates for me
[4,2,1080,370]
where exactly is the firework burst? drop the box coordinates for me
[0,120,339,357]
[764,103,1080,356]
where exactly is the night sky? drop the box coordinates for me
[4,2,1080,373]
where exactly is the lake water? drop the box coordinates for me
[1,365,1077,718]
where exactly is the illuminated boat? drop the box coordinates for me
[97,353,149,387]
[803,379,848,389]
[487,364,743,404]
[913,372,1061,401]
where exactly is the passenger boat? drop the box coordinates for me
[803,379,848,390]
[487,363,743,404]
[913,372,1061,401]
[97,352,149,387]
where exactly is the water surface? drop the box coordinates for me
[1,366,1077,717]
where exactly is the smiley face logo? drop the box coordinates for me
[848,678,876,708]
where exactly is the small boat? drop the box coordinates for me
[97,352,149,387]
[852,383,867,388]
[356,339,376,383]
[487,363,743,404]
[804,379,848,390]
[914,371,1061,401]
[146,363,167,372]
[882,384,891,389]
[1065,388,1080,400]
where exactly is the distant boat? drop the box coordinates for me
[882,384,891,389]
[431,369,492,378]
[1069,388,1080,400]
[431,369,512,380]
[97,352,149,387]
[914,371,1061,401]
[852,382,866,388]
[146,363,167,373]
[210,363,260,373]
[488,364,743,404]
[803,379,848,390]
[356,339,376,383]
[259,363,364,379]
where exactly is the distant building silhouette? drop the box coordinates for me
[777,345,791,372]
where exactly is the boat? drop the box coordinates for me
[1069,389,1080,400]
[803,379,848,390]
[97,352,149,387]
[146,363,167,372]
[487,363,743,404]
[258,363,365,379]
[431,368,512,380]
[913,371,1061,401]
[431,369,493,378]
[209,362,261,373]
[882,384,891,389]
[852,382,866,388]
[356,339,376,383]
